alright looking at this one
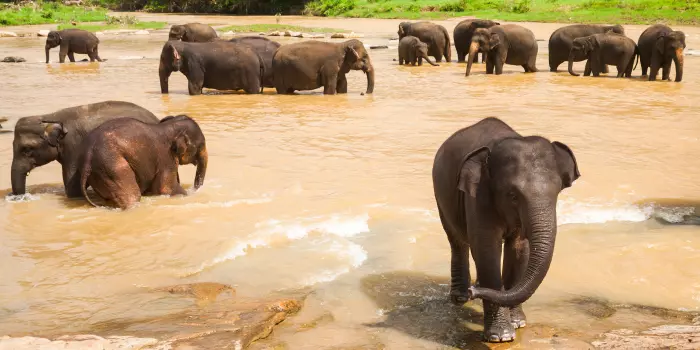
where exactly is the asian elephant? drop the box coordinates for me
[398,36,438,66]
[229,36,281,88]
[272,39,374,95]
[45,29,102,63]
[568,32,638,78]
[548,24,625,72]
[79,115,207,210]
[10,101,159,197]
[465,24,538,77]
[159,40,264,95]
[432,117,579,342]
[168,23,218,42]
[453,19,500,63]
[398,21,451,62]
[638,24,686,82]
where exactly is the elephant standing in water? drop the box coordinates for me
[465,24,538,76]
[169,23,218,42]
[453,19,500,63]
[568,32,638,78]
[10,101,159,197]
[548,24,625,72]
[432,117,580,342]
[398,36,439,66]
[229,36,281,88]
[79,115,207,210]
[272,39,374,95]
[638,24,686,82]
[45,29,102,63]
[398,21,451,62]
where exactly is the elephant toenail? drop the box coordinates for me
[489,335,500,342]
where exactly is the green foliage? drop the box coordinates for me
[57,20,165,31]
[305,0,357,16]
[0,1,107,26]
[219,23,348,32]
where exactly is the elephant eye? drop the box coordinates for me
[22,148,32,156]
[508,191,518,203]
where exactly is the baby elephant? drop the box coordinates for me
[79,115,208,210]
[568,32,638,77]
[398,36,439,66]
[45,29,102,63]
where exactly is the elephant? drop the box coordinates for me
[159,40,264,95]
[432,117,580,342]
[272,39,374,95]
[398,21,451,62]
[638,24,686,82]
[45,29,102,64]
[10,101,159,197]
[168,23,218,42]
[465,24,538,77]
[568,32,638,78]
[79,115,207,210]
[229,36,281,88]
[453,19,500,63]
[548,24,625,72]
[398,36,439,66]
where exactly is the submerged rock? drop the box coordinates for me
[153,281,235,301]
[301,33,324,39]
[331,32,364,39]
[283,30,302,38]
[0,334,162,349]
[0,31,18,38]
[2,56,25,63]
[37,30,51,37]
[369,45,388,50]
[594,325,700,349]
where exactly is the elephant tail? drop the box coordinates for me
[441,26,451,62]
[633,46,640,71]
[80,150,98,208]
[257,52,265,94]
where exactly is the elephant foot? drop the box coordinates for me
[510,305,527,329]
[450,289,470,305]
[483,302,516,343]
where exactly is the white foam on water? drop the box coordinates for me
[117,56,146,60]
[159,197,272,209]
[300,239,368,286]
[558,199,696,225]
[5,193,40,202]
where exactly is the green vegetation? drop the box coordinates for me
[219,24,348,33]
[94,0,307,15]
[0,1,107,26]
[57,21,165,31]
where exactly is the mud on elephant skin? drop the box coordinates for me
[398,36,438,66]
[272,39,374,95]
[45,29,102,63]
[229,36,281,88]
[568,32,638,78]
[398,21,451,63]
[548,24,625,72]
[638,24,686,82]
[465,24,539,76]
[10,101,159,198]
[79,115,207,210]
[453,19,500,63]
[432,117,580,342]
[168,23,218,42]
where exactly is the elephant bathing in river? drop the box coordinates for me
[465,24,538,76]
[548,24,625,72]
[398,21,451,63]
[453,19,500,63]
[11,101,159,197]
[568,32,638,78]
[638,24,686,82]
[45,29,102,63]
[272,39,374,95]
[229,36,281,88]
[79,115,207,210]
[398,36,439,66]
[433,117,580,342]
[169,23,218,42]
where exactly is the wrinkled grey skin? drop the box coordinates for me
[229,36,281,88]
[168,23,218,42]
[272,39,374,95]
[454,19,500,63]
[548,24,624,72]
[433,117,580,342]
[398,36,438,66]
[159,40,264,95]
[568,32,638,78]
[465,25,538,76]
[638,24,685,82]
[45,29,102,63]
[398,21,451,62]
[11,101,159,197]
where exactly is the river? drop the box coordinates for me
[0,15,699,349]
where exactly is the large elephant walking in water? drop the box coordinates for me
[638,24,686,82]
[432,117,580,342]
[465,24,538,76]
[548,24,625,72]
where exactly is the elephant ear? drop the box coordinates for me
[552,141,580,189]
[457,146,490,197]
[42,121,67,147]
[656,33,666,54]
[171,131,191,159]
[489,32,501,49]
[345,43,361,61]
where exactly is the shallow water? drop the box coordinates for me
[1,17,700,348]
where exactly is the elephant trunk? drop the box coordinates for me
[470,201,557,307]
[465,42,479,76]
[568,55,579,76]
[673,48,684,82]
[364,65,375,94]
[194,146,208,189]
[423,54,439,66]
[159,63,171,94]
[45,46,50,64]
[11,159,30,195]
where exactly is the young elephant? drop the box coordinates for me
[638,24,686,82]
[398,36,439,66]
[568,32,638,78]
[45,29,102,63]
[228,36,281,88]
[433,117,579,342]
[169,23,218,42]
[272,39,374,95]
[465,24,538,76]
[398,21,451,62]
[79,115,208,210]
[548,24,625,72]
[453,19,500,63]
[159,40,264,95]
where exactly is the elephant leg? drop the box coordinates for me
[67,51,75,62]
[549,54,560,72]
[418,56,423,66]
[95,159,141,210]
[602,64,609,74]
[336,74,348,94]
[188,79,203,95]
[480,53,486,64]
[662,61,672,81]
[583,60,592,76]
[494,59,504,75]
[457,50,465,63]
[439,208,470,304]
[486,57,494,74]
[321,69,338,95]
[649,59,661,81]
[503,234,529,329]
[433,54,442,63]
[151,170,186,196]
[641,63,648,76]
[526,56,538,73]
[93,47,103,62]
[63,159,83,198]
[58,45,69,63]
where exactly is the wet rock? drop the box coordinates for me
[593,325,700,349]
[37,30,50,37]
[153,282,235,301]
[283,30,302,38]
[0,334,162,349]
[570,297,617,319]
[301,33,324,39]
[133,30,149,35]
[221,30,235,36]
[331,32,364,39]
[0,31,18,38]
[0,117,7,129]
[1,56,26,63]
[268,31,282,36]
[63,0,82,5]
[369,45,388,50]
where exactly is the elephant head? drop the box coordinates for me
[159,41,183,94]
[466,28,499,76]
[459,137,580,307]
[45,31,62,63]
[397,22,411,39]
[415,41,439,66]
[568,35,599,76]
[341,39,374,94]
[656,31,686,82]
[168,25,188,41]
[161,115,207,189]
[11,118,67,195]
[469,20,500,32]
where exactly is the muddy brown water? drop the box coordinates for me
[1,16,700,349]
